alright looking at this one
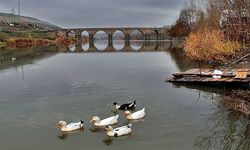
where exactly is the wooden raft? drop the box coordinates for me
[167,69,250,88]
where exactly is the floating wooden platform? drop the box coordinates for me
[167,69,250,88]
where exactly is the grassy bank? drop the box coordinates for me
[0,42,6,48]
[0,30,76,48]
[1,30,56,40]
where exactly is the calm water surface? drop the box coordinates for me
[0,41,249,150]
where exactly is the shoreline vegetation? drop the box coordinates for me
[0,31,76,48]
[0,12,75,48]
[171,0,250,64]
[170,0,250,117]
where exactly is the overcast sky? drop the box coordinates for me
[0,0,187,28]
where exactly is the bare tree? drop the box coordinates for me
[205,0,250,44]
[171,0,204,37]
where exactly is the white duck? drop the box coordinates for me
[57,119,84,132]
[106,123,132,137]
[125,108,145,120]
[89,115,119,127]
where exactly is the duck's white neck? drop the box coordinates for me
[106,127,114,136]
[107,131,114,136]
[60,121,67,126]
[115,104,120,109]
[126,114,133,120]
[93,118,101,125]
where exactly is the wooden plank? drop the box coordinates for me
[196,78,205,82]
[202,78,212,82]
[202,69,213,75]
[186,69,198,74]
[205,78,214,82]
[235,70,248,79]
[231,69,238,75]
[210,78,221,82]
[220,77,231,81]
[225,77,235,82]
[172,69,250,80]
[168,68,250,88]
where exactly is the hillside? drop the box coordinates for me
[0,12,60,31]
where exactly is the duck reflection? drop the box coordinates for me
[102,132,132,146]
[102,137,113,145]
[57,128,84,140]
[90,126,105,133]
[127,118,145,124]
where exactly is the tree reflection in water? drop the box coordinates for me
[195,106,250,150]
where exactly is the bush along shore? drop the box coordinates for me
[0,31,76,48]
[169,0,250,118]
[171,0,250,65]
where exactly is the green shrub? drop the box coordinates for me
[0,32,9,42]
[5,31,28,38]
[0,42,6,48]
[30,32,56,40]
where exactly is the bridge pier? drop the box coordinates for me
[125,34,130,41]
[75,43,83,52]
[108,33,113,47]
[124,34,130,48]
[157,34,164,40]
[89,33,94,48]
[124,34,130,47]
[144,33,150,41]
[77,34,82,42]
[144,40,150,47]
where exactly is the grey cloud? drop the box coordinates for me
[0,0,186,28]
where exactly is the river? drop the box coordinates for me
[0,40,249,150]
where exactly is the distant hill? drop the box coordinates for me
[0,12,60,31]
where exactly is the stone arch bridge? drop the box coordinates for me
[54,27,171,48]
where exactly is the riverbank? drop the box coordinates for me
[0,35,76,48]
[0,42,6,48]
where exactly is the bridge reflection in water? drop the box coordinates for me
[67,40,173,52]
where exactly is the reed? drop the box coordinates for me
[184,27,241,62]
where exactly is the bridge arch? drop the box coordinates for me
[81,31,90,51]
[112,30,125,40]
[81,31,89,41]
[94,30,108,40]
[130,40,143,51]
[66,30,76,38]
[144,33,151,40]
[130,29,144,40]
[94,30,108,51]
[112,30,125,50]
[154,30,159,40]
[68,44,76,52]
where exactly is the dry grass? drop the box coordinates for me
[184,27,241,62]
